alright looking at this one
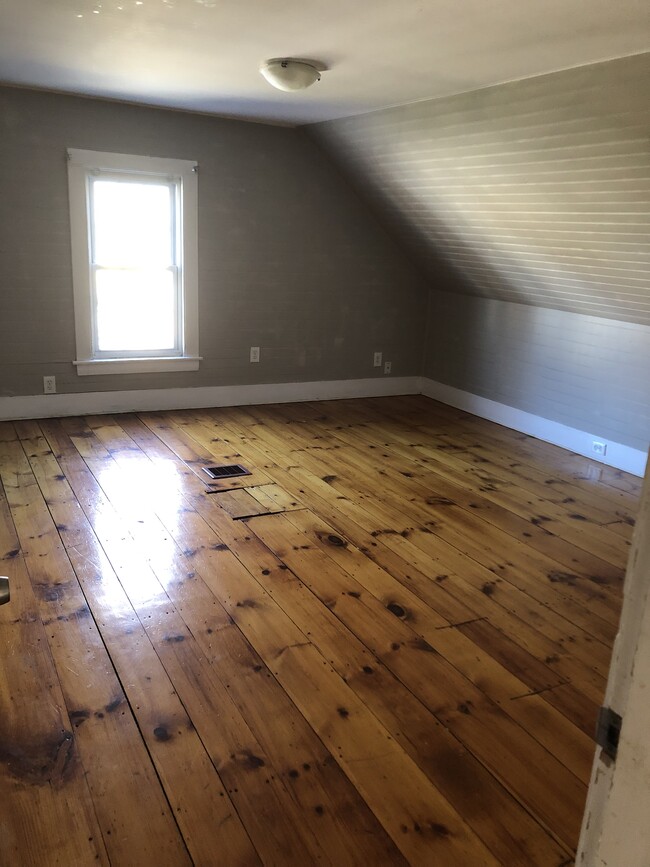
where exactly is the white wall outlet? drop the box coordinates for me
[250,346,260,363]
[384,361,392,375]
[43,375,56,394]
[373,351,382,367]
[592,440,607,457]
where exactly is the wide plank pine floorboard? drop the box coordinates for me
[0,396,637,866]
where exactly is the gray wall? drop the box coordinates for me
[425,293,650,452]
[310,53,650,451]
[2,61,648,453]
[0,86,428,397]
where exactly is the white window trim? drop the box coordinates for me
[67,148,200,375]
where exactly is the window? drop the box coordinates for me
[67,149,200,375]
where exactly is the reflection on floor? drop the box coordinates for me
[0,395,638,865]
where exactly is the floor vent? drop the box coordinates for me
[203,464,251,480]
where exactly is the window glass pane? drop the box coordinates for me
[95,269,176,351]
[92,180,172,268]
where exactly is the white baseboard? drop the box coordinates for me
[421,377,647,478]
[2,374,645,477]
[0,376,420,423]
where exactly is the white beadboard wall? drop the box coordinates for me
[425,291,650,454]
[310,52,650,326]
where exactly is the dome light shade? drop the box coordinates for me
[260,59,321,92]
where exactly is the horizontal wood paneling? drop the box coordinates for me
[424,293,650,453]
[311,52,650,325]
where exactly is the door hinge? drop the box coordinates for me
[595,706,622,760]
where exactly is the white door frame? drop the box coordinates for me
[577,462,650,865]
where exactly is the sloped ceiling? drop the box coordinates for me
[310,53,650,325]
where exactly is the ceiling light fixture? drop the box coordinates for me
[260,59,322,92]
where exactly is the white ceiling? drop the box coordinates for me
[0,0,648,125]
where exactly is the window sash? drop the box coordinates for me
[87,172,182,359]
[90,265,182,358]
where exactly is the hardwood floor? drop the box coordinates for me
[0,395,639,866]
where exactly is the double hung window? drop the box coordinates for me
[67,149,199,374]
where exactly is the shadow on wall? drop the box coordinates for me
[353,178,541,399]
[302,135,547,396]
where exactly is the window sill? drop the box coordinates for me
[74,357,202,376]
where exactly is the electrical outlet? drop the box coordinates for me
[43,375,56,394]
[592,440,607,457]
[384,361,392,375]
[373,351,382,367]
[250,346,260,363]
